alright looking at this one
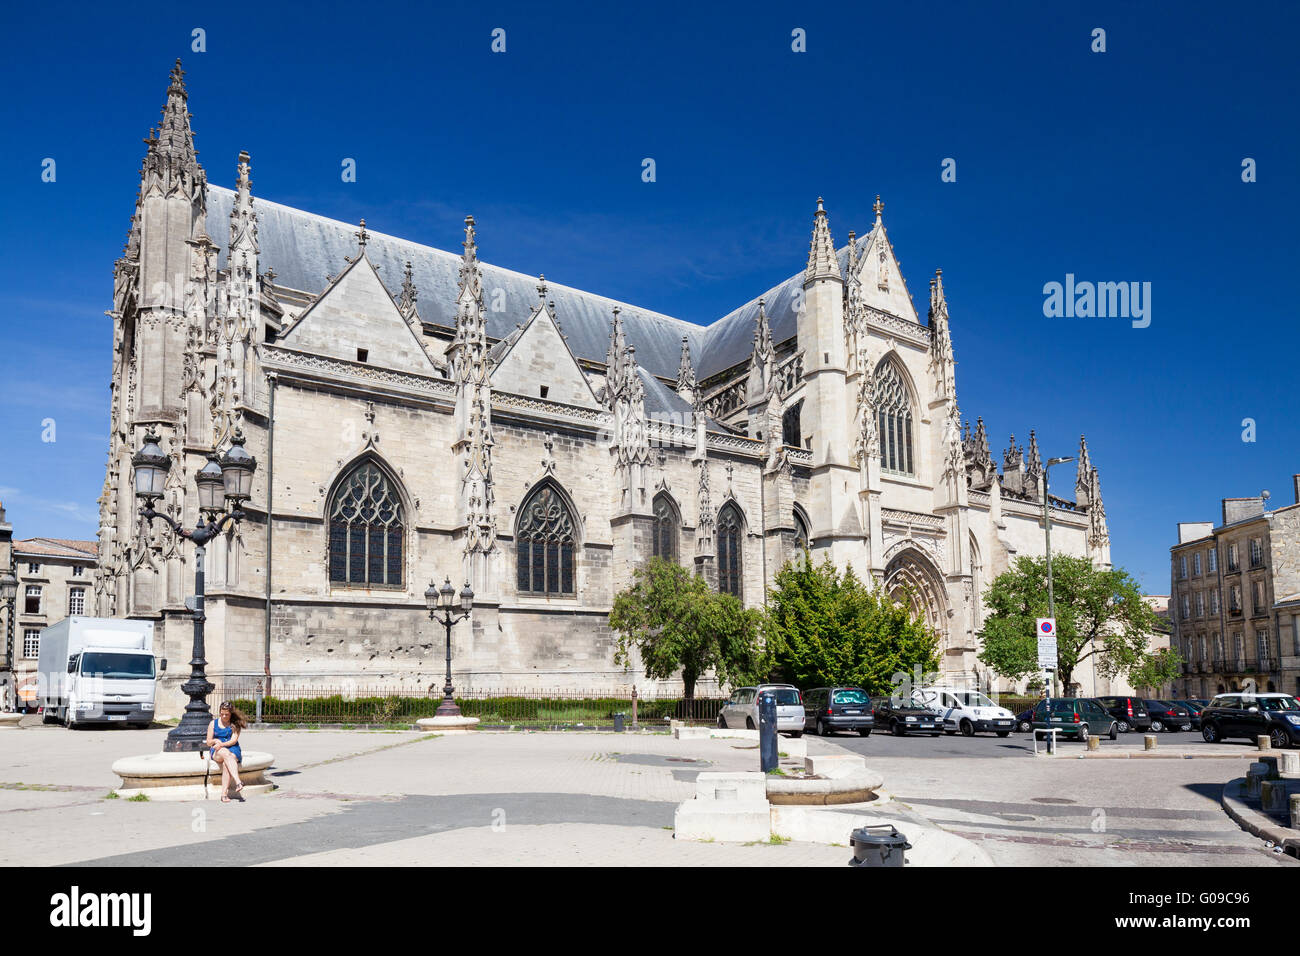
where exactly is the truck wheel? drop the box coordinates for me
[63,707,76,730]
[996,731,1010,738]
[1117,720,1130,733]
[891,720,904,736]
[1109,723,1119,740]
[960,720,975,737]
[857,728,871,737]
[1150,719,1164,732]
[42,709,58,725]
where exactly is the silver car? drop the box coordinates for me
[717,684,805,737]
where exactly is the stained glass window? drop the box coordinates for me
[717,503,743,598]
[516,484,577,595]
[652,493,679,562]
[875,357,914,476]
[328,460,404,587]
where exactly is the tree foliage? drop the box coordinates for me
[763,556,939,694]
[609,559,763,697]
[978,555,1160,690]
[1127,646,1183,695]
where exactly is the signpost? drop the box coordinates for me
[1036,618,1057,753]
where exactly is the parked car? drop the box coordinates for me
[1095,696,1152,733]
[1015,707,1035,733]
[870,697,943,736]
[718,685,805,736]
[1144,699,1192,732]
[1172,699,1205,730]
[1030,697,1119,741]
[915,686,1015,737]
[802,687,875,737]
[1200,693,1300,749]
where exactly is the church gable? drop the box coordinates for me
[856,223,920,324]
[278,255,440,375]
[490,305,599,406]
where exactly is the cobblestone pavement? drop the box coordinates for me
[0,723,1289,867]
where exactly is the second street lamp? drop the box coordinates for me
[132,428,256,753]
[1042,455,1074,701]
[425,576,473,717]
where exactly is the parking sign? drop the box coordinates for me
[1036,618,1057,669]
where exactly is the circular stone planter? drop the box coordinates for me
[415,715,481,734]
[0,713,23,730]
[765,769,886,806]
[111,750,275,801]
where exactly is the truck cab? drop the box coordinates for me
[38,618,158,729]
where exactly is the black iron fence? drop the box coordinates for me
[208,684,725,728]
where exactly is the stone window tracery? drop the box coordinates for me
[652,493,679,562]
[717,502,743,598]
[875,358,914,476]
[516,483,576,596]
[328,460,405,588]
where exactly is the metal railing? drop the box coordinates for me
[207,684,726,728]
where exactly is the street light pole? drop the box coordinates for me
[424,577,474,717]
[1042,456,1074,698]
[133,429,257,753]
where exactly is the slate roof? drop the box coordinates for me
[206,188,909,386]
[208,187,707,381]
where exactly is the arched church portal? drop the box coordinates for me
[883,548,948,643]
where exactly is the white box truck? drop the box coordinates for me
[37,617,158,729]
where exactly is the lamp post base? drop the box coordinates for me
[416,715,480,734]
[434,696,462,717]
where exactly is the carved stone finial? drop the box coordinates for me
[873,194,884,221]
[355,219,369,250]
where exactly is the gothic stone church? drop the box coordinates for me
[96,63,1111,708]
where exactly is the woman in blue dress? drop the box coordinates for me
[205,701,247,802]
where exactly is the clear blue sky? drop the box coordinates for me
[0,0,1296,594]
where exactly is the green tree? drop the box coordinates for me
[1127,646,1183,695]
[763,556,939,694]
[978,555,1160,691]
[609,559,763,698]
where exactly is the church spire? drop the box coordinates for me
[398,261,418,318]
[1024,430,1044,500]
[141,59,205,200]
[1075,434,1093,506]
[451,215,497,585]
[676,336,695,392]
[928,268,956,401]
[804,197,842,283]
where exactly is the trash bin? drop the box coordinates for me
[613,712,626,733]
[849,825,911,867]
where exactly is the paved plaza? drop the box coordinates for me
[0,723,1291,867]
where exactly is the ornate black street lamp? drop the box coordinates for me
[424,576,473,716]
[133,428,256,752]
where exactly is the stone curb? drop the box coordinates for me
[1077,752,1264,759]
[1220,778,1300,857]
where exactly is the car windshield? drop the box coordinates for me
[78,652,155,679]
[955,692,997,708]
[833,690,870,705]
[1254,696,1300,712]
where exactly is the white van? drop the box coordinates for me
[916,686,1015,737]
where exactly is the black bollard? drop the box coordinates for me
[759,692,778,772]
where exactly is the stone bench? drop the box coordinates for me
[112,750,275,801]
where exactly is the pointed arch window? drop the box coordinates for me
[652,493,679,562]
[717,503,744,598]
[793,510,810,552]
[328,460,405,588]
[875,358,914,476]
[516,483,576,596]
[782,400,803,449]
